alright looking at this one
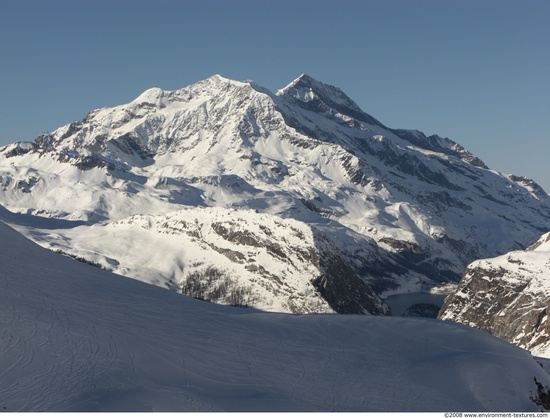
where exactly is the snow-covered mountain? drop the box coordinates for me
[2,216,550,412]
[1,205,387,314]
[1,74,549,312]
[439,231,550,357]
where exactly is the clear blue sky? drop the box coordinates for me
[1,0,549,192]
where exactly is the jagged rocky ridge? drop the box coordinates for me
[1,74,549,312]
[439,232,550,356]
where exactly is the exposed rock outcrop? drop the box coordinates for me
[439,232,550,356]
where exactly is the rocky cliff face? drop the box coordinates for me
[439,232,550,356]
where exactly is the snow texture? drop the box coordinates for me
[1,218,550,412]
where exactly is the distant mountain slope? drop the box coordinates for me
[439,231,550,357]
[1,74,549,308]
[1,217,550,412]
[6,206,388,314]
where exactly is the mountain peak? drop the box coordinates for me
[277,74,384,127]
[280,73,320,91]
[2,73,550,313]
[277,73,330,98]
[132,75,250,104]
[202,73,252,89]
[132,87,165,105]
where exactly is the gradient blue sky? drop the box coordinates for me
[1,0,549,191]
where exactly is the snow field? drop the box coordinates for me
[1,220,549,411]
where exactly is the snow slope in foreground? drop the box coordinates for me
[1,220,549,412]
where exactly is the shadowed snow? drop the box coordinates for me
[1,220,549,412]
